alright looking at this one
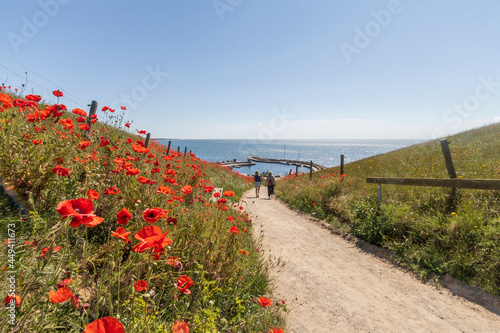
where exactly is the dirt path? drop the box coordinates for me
[242,190,500,333]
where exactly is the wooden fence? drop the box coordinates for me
[366,139,500,204]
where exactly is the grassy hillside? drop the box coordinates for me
[0,91,285,332]
[277,123,500,296]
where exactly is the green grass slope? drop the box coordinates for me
[277,123,500,296]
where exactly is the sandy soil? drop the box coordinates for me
[242,190,500,333]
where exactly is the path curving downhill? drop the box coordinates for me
[242,190,500,333]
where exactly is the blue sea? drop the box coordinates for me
[156,139,423,176]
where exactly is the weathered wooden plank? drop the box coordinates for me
[366,177,500,190]
[340,154,345,176]
[440,140,457,179]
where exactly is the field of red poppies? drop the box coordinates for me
[0,88,285,332]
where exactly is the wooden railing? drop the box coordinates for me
[366,139,500,204]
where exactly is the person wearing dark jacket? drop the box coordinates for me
[266,171,276,199]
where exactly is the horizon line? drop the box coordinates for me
[152,138,427,141]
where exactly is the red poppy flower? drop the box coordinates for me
[46,103,65,114]
[132,225,172,254]
[132,143,149,154]
[121,106,127,110]
[101,106,109,112]
[100,138,110,146]
[166,256,180,266]
[156,186,173,196]
[3,295,21,307]
[40,247,49,257]
[134,280,148,292]
[13,99,28,108]
[26,112,40,122]
[56,198,104,228]
[166,217,178,225]
[176,275,193,295]
[137,130,147,134]
[59,118,74,130]
[256,296,273,307]
[49,286,73,303]
[78,140,92,150]
[223,191,235,197]
[57,278,72,289]
[53,90,63,97]
[125,122,130,128]
[142,207,168,223]
[230,226,239,235]
[137,176,151,184]
[172,321,190,333]
[25,94,42,102]
[72,108,87,117]
[68,294,79,309]
[83,317,125,333]
[116,208,132,226]
[181,185,193,195]
[126,138,133,143]
[0,93,12,105]
[79,123,90,131]
[227,216,235,221]
[270,328,284,333]
[103,187,120,195]
[87,189,99,200]
[165,168,177,177]
[110,227,130,244]
[125,167,140,176]
[51,165,71,177]
[213,192,221,198]
[40,245,61,257]
[31,139,43,145]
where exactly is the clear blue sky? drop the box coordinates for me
[1,0,499,139]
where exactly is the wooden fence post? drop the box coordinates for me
[184,147,187,154]
[440,140,457,178]
[177,147,180,153]
[440,139,457,210]
[309,160,313,180]
[378,184,382,206]
[86,100,98,135]
[166,140,171,155]
[144,133,151,148]
[340,154,345,175]
[296,164,299,175]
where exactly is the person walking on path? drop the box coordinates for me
[254,170,261,198]
[266,171,276,199]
